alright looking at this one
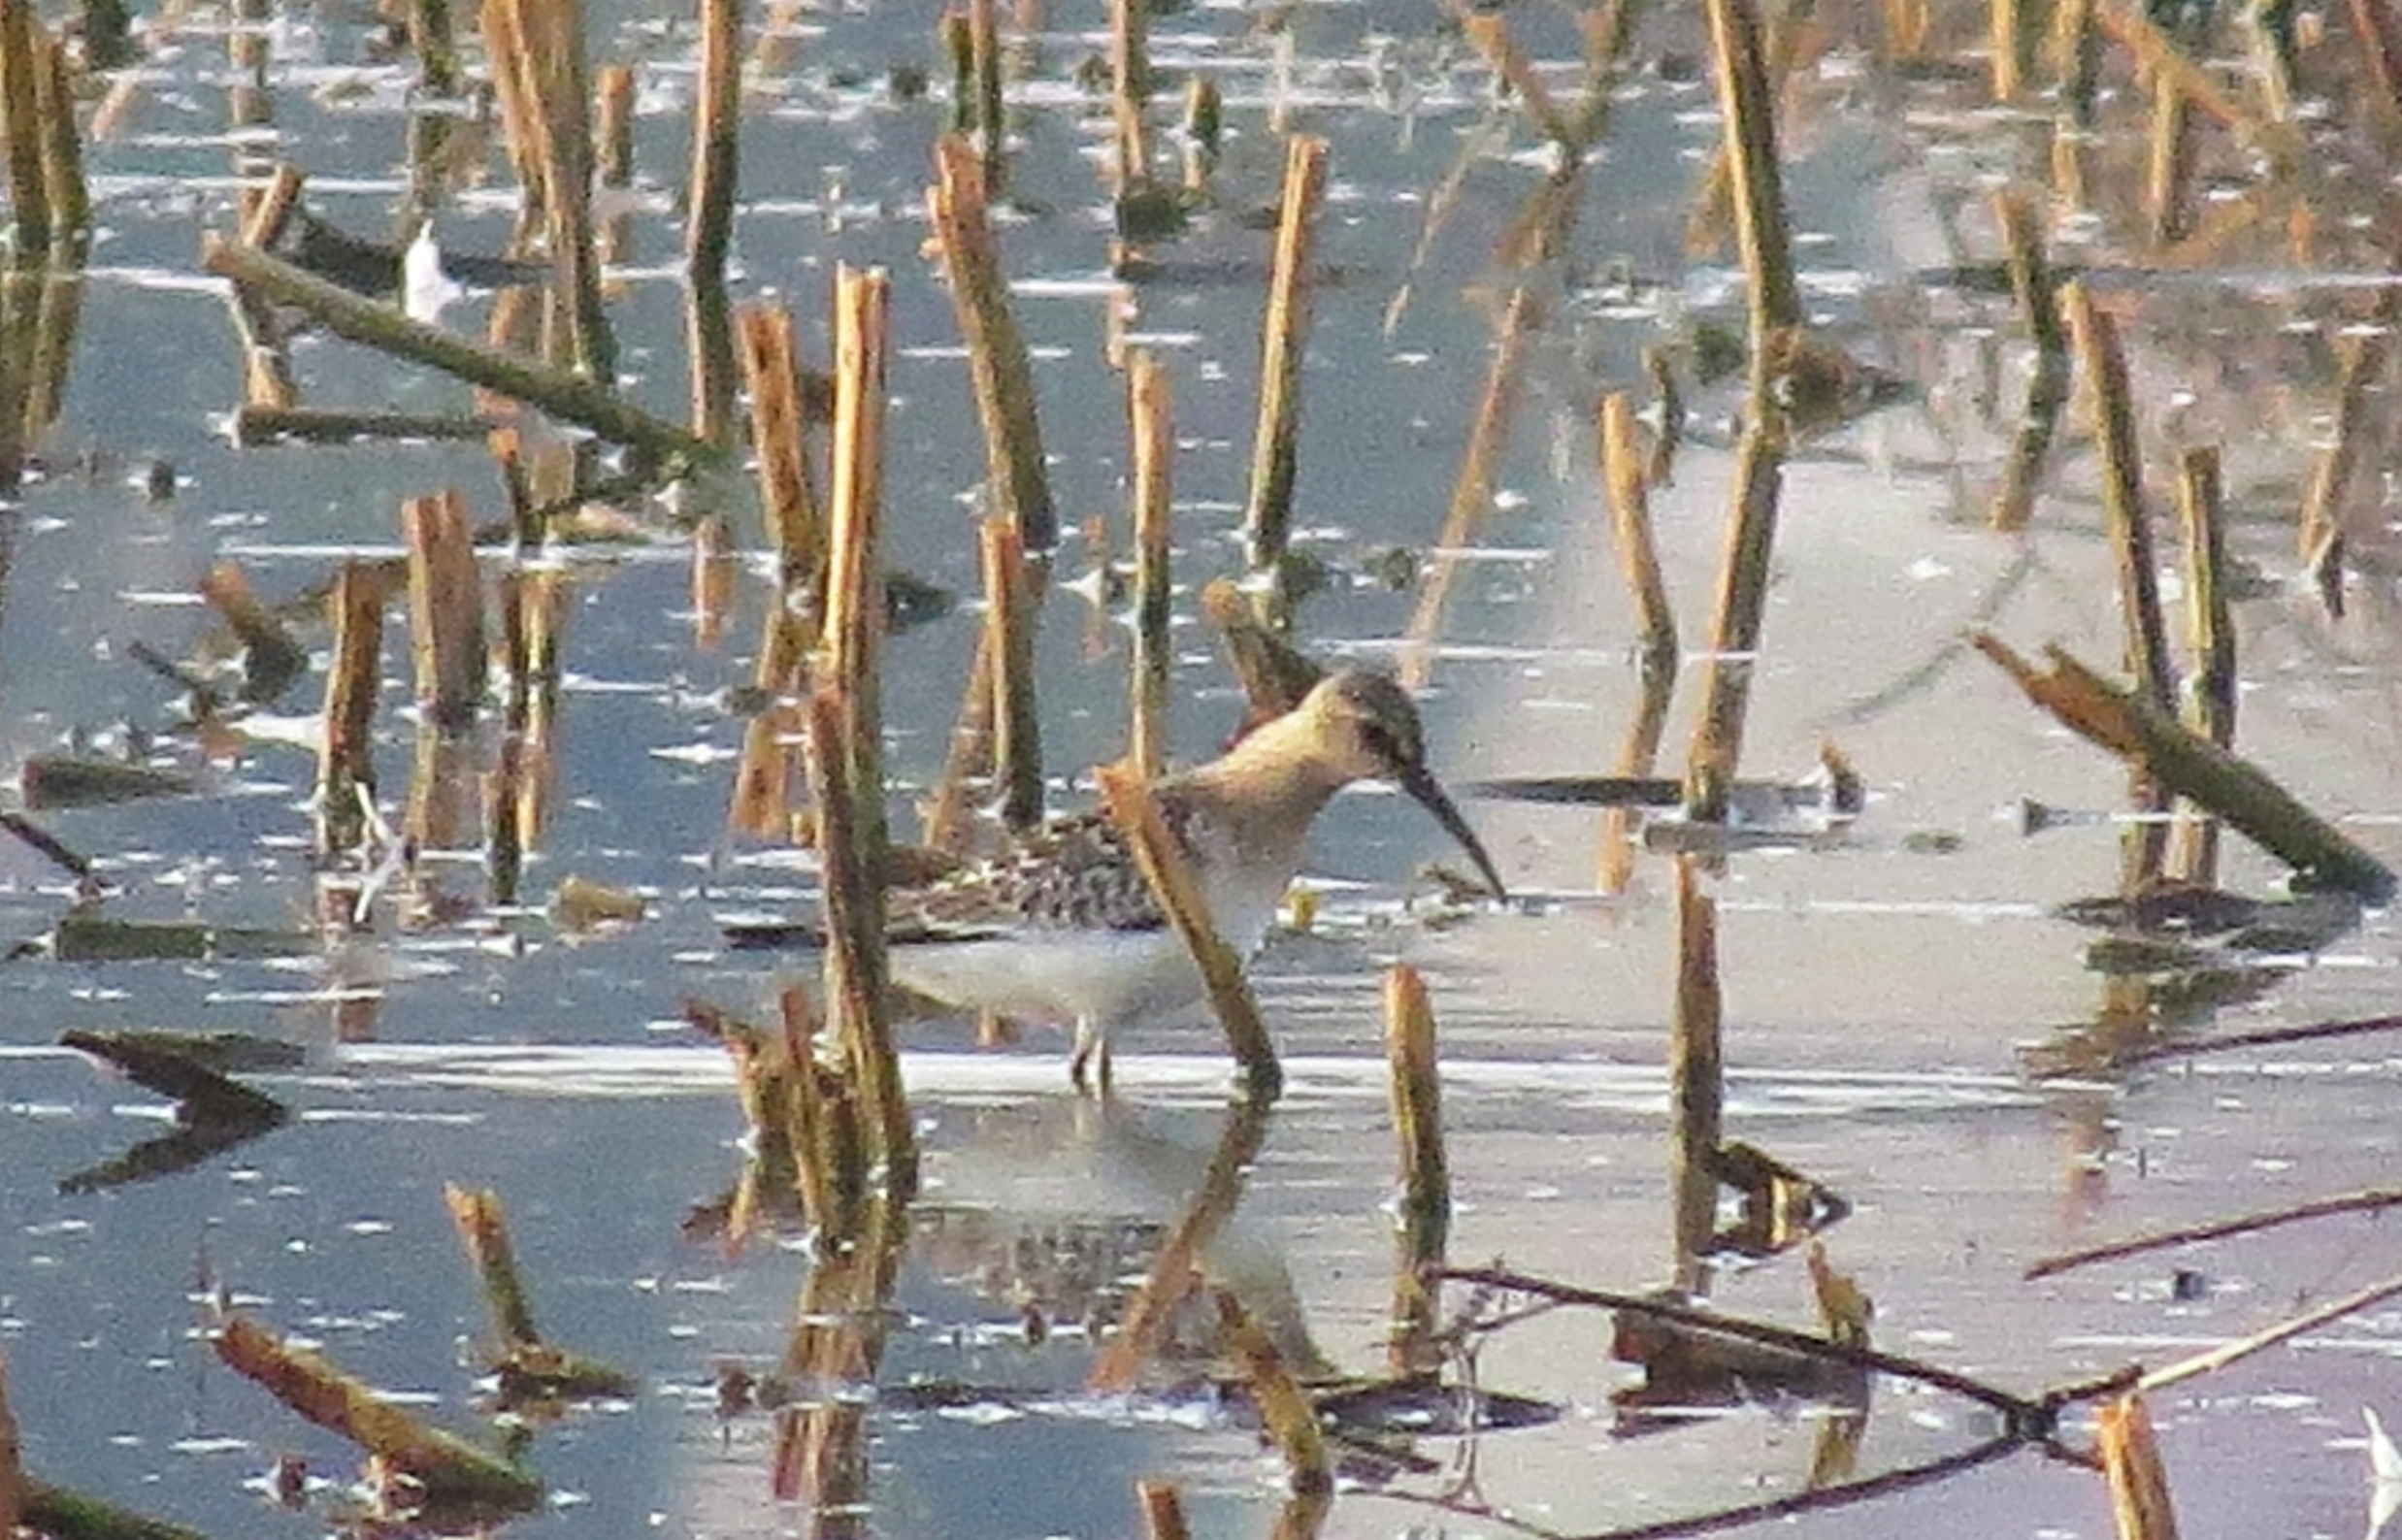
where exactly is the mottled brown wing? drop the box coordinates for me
[892,810,1170,938]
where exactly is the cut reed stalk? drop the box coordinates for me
[484,0,613,380]
[968,0,1004,190]
[1684,418,1781,818]
[1097,760,1281,1099]
[1706,0,1801,351]
[1128,350,1172,778]
[2144,70,2191,246]
[202,236,711,465]
[595,62,635,189]
[1384,964,1448,1376]
[2062,282,2173,880]
[317,564,386,857]
[920,629,999,853]
[813,264,912,1195]
[1643,344,1682,487]
[2169,446,2232,883]
[1182,75,1221,188]
[2096,1395,2181,1540]
[929,134,1056,548]
[2297,310,2390,562]
[1597,391,1677,892]
[0,0,51,259]
[35,36,85,249]
[404,488,487,732]
[1109,0,1150,193]
[1990,188,2069,532]
[736,302,825,594]
[685,0,740,445]
[1137,1482,1193,1540]
[444,1184,541,1349]
[981,516,1043,833]
[1991,0,2031,98]
[1238,134,1329,574]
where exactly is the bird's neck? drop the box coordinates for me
[1178,706,1348,825]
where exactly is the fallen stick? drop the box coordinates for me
[1971,634,2396,901]
[1437,1264,2052,1432]
[2026,1182,2402,1281]
[2136,1269,2402,1393]
[214,1312,541,1510]
[200,236,715,468]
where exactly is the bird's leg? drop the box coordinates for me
[1069,1017,1112,1097]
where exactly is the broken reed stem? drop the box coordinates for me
[1601,392,1676,677]
[1182,75,1222,188]
[1097,761,1282,1099]
[1218,1292,1333,1497]
[1109,0,1150,193]
[2170,445,2232,884]
[2144,69,2192,247]
[232,406,501,444]
[737,302,826,594]
[2297,306,2391,562]
[201,237,714,466]
[404,488,487,732]
[1670,857,1725,1291]
[2096,1395,2181,1540]
[0,0,51,260]
[685,0,740,446]
[2061,286,2173,707]
[1990,188,2069,532]
[2353,0,2402,122]
[1991,0,2030,99]
[214,1312,542,1510]
[486,0,614,381]
[1972,634,2396,901]
[1128,350,1172,779]
[1137,1481,1193,1540]
[968,0,1005,189]
[1462,11,1575,146]
[1238,134,1330,573]
[816,263,913,1196]
[317,564,385,857]
[1706,0,1802,352]
[981,516,1043,833]
[444,1184,542,1348]
[198,559,309,699]
[1384,964,1449,1377]
[920,629,999,853]
[929,134,1057,549]
[1398,283,1535,691]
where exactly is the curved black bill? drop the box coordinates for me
[1398,763,1508,901]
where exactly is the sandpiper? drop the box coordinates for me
[729,670,1506,1089]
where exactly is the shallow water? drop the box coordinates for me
[2,2,2401,1538]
